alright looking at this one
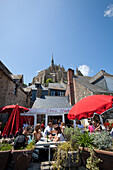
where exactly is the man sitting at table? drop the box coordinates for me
[13,126,30,150]
[43,122,53,137]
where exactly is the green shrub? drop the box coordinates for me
[63,127,74,141]
[0,143,12,151]
[75,130,93,149]
[25,141,35,150]
[91,131,112,150]
[64,127,93,149]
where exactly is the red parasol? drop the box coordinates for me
[68,95,113,120]
[0,104,29,113]
[0,104,29,137]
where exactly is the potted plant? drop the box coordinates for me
[79,131,113,170]
[0,142,12,170]
[52,127,82,169]
[64,127,102,170]
[53,142,81,170]
[11,141,35,170]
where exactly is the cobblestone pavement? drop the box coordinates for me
[27,162,86,170]
[28,162,41,170]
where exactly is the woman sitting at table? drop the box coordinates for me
[32,123,41,143]
[88,122,95,134]
[53,126,65,142]
[60,122,66,133]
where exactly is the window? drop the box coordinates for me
[57,91,60,96]
[60,91,65,96]
[51,91,55,96]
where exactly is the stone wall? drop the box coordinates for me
[73,80,93,103]
[0,69,30,108]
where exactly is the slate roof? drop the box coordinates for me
[73,76,112,93]
[89,70,113,84]
[48,83,66,90]
[32,96,71,109]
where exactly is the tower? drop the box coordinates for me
[51,54,54,67]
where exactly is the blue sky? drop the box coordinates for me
[0,0,113,85]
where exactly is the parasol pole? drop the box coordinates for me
[99,115,103,125]
[73,119,76,128]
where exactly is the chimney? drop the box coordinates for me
[65,68,75,105]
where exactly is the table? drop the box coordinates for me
[36,140,66,164]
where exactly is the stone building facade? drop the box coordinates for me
[32,56,67,84]
[66,68,113,105]
[0,61,30,108]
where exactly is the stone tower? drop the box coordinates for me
[51,54,54,67]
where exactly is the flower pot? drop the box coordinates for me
[79,147,113,170]
[11,149,33,170]
[0,150,11,170]
[79,147,90,167]
[57,150,81,169]
[95,149,113,170]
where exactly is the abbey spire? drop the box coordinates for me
[51,54,54,67]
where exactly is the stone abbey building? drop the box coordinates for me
[32,56,67,84]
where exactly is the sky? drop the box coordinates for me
[0,0,113,85]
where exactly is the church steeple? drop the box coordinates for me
[51,54,54,66]
[76,67,83,76]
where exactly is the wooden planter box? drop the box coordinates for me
[0,150,11,170]
[79,147,113,170]
[11,149,33,170]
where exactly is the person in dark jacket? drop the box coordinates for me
[13,126,30,150]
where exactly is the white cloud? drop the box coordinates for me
[104,4,113,17]
[78,65,90,76]
[37,70,40,74]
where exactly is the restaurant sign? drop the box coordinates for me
[45,108,71,113]
[26,108,71,114]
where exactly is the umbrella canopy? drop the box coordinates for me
[68,95,113,120]
[0,104,29,114]
[0,104,29,137]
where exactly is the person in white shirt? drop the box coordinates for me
[53,126,65,142]
[43,122,53,137]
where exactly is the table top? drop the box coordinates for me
[36,140,66,146]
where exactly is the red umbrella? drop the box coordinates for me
[68,95,113,120]
[0,104,29,136]
[0,104,29,113]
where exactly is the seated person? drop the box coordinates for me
[13,126,30,150]
[88,122,95,134]
[60,122,66,133]
[95,122,106,132]
[32,123,41,143]
[76,120,84,129]
[23,121,29,129]
[43,122,53,137]
[53,126,65,142]
[41,121,45,132]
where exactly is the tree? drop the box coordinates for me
[46,78,52,84]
